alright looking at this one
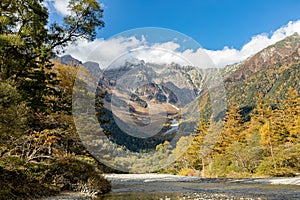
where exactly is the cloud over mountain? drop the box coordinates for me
[61,20,300,68]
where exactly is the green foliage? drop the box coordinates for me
[0,1,110,197]
[209,154,231,177]
[0,81,29,148]
[1,0,54,110]
[48,157,111,194]
[65,0,104,41]
[256,146,300,177]
[0,0,104,111]
[0,156,57,199]
[0,156,111,199]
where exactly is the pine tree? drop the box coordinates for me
[186,118,209,174]
[215,104,244,153]
[284,87,300,143]
[0,0,104,111]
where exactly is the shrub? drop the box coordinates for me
[0,156,111,199]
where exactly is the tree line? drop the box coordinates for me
[169,88,300,177]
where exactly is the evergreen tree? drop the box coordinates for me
[0,2,111,197]
[186,118,209,174]
[0,81,29,154]
[0,0,104,111]
[215,104,244,153]
[284,87,300,143]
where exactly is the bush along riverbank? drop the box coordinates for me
[0,155,111,199]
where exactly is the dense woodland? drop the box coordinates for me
[169,88,300,177]
[0,0,300,199]
[0,0,111,198]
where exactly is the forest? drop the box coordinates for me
[169,89,300,177]
[0,0,111,198]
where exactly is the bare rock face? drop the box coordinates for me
[225,33,300,82]
[83,61,102,76]
[60,54,82,66]
[99,62,203,107]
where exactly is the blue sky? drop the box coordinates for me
[99,0,300,50]
[49,0,300,68]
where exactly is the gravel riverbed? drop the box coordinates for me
[43,174,300,200]
[104,173,300,185]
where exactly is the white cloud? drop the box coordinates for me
[182,48,215,68]
[132,48,191,66]
[152,41,180,51]
[52,0,106,16]
[53,0,70,15]
[64,36,147,68]
[63,20,300,69]
[63,36,214,69]
[205,20,300,67]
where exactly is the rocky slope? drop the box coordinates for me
[222,33,300,114]
[225,33,300,82]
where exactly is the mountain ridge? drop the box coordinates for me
[57,33,300,120]
[225,33,300,82]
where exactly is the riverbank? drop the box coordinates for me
[103,174,300,200]
[104,173,300,185]
[44,174,300,200]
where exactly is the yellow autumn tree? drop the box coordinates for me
[284,87,300,143]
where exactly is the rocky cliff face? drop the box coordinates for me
[99,61,204,107]
[225,33,300,82]
[59,54,82,66]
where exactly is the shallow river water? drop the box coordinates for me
[45,174,300,200]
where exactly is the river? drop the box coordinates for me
[44,174,300,200]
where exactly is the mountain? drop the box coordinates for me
[181,33,300,124]
[225,33,300,82]
[58,33,300,113]
[61,33,300,152]
[60,54,82,66]
[67,35,299,175]
[57,55,102,76]
[100,61,203,106]
[83,61,102,76]
[56,55,208,151]
[222,33,300,114]
[95,61,205,151]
